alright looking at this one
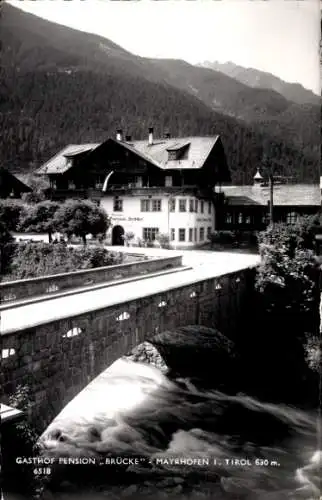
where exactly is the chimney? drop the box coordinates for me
[116,129,123,141]
[148,127,154,146]
[125,135,132,142]
[165,132,171,139]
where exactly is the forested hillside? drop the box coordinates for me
[0,3,319,184]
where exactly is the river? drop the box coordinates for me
[37,331,321,500]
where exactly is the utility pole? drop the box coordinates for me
[268,174,274,225]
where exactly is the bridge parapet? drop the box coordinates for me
[0,255,182,304]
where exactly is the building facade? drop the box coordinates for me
[37,129,230,248]
[217,171,320,232]
[101,192,215,247]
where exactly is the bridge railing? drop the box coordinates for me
[0,255,182,304]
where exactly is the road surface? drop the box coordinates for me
[0,250,260,334]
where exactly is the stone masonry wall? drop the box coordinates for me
[0,268,255,433]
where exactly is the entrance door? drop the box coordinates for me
[112,225,125,246]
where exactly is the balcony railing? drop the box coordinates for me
[48,184,220,200]
[48,188,103,200]
[106,184,213,196]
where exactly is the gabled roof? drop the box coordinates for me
[222,184,321,207]
[109,139,161,169]
[36,136,223,174]
[37,144,99,174]
[131,136,221,170]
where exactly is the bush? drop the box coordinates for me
[4,385,41,496]
[209,230,235,245]
[3,242,124,280]
[124,231,135,246]
[156,232,170,249]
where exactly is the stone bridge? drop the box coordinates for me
[0,251,259,433]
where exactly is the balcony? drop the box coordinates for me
[106,184,213,197]
[48,188,104,201]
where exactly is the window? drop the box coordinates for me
[245,215,251,224]
[287,212,298,224]
[179,199,187,212]
[226,213,232,224]
[168,151,177,161]
[141,199,150,212]
[262,213,268,224]
[165,176,173,187]
[194,228,197,241]
[113,197,123,212]
[189,199,194,212]
[94,175,104,189]
[143,228,159,241]
[200,227,205,241]
[169,198,176,212]
[207,227,212,239]
[171,228,175,241]
[135,176,143,187]
[200,201,204,214]
[152,199,162,212]
[238,213,243,224]
[208,202,212,214]
[179,228,186,242]
[195,200,199,213]
[189,228,193,241]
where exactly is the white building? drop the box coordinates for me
[101,191,215,248]
[37,128,231,248]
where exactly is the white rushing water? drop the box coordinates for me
[38,357,321,500]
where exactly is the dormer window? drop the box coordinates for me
[166,141,190,162]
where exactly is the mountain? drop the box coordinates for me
[199,61,321,106]
[0,3,319,184]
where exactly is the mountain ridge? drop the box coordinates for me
[0,3,319,184]
[199,60,320,105]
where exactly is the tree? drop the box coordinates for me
[0,200,26,232]
[259,215,321,256]
[0,220,14,276]
[18,201,60,243]
[53,200,109,245]
[255,219,320,396]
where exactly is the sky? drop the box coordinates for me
[10,0,321,94]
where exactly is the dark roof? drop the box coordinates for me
[37,136,222,174]
[222,184,321,207]
[0,168,32,193]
